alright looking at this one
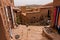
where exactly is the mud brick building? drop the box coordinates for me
[19,3,53,25]
[0,0,14,40]
[43,0,60,40]
[51,0,60,28]
[54,0,60,6]
[20,6,41,25]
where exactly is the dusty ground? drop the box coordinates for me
[11,25,49,40]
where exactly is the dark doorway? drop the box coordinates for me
[7,6,14,28]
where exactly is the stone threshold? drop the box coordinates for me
[43,27,60,40]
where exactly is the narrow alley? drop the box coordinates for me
[1,0,60,40]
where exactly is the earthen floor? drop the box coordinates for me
[11,25,49,40]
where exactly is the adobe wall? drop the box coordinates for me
[0,14,7,40]
[51,0,60,28]
[0,7,10,40]
[2,0,14,7]
[0,0,14,40]
[54,0,60,6]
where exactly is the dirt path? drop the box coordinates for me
[11,25,49,40]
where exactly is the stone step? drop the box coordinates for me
[43,27,60,40]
